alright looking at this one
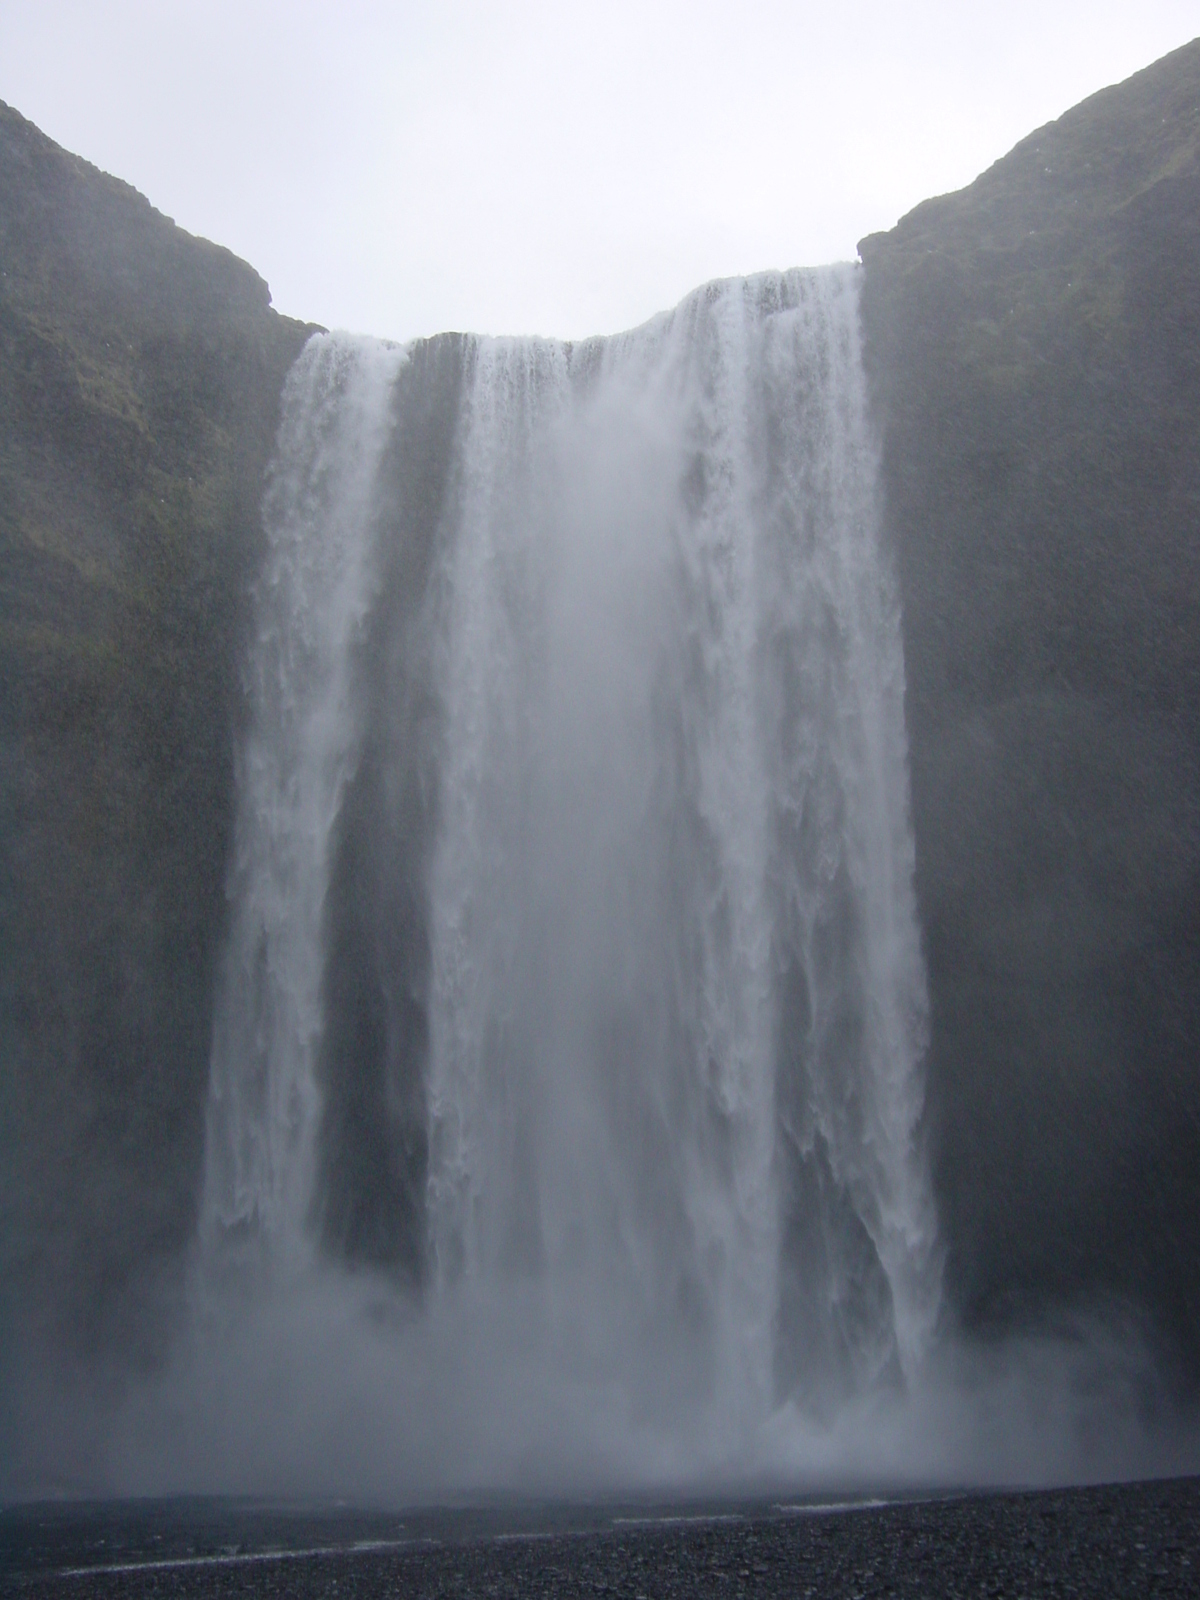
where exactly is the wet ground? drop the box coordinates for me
[4,1476,1198,1597]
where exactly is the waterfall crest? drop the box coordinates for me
[202,266,939,1455]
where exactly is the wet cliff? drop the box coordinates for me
[0,101,313,1375]
[860,37,1200,1374]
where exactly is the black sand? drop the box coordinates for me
[4,1477,1198,1597]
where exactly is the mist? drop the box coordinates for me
[14,1253,1195,1501]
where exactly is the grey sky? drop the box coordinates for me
[2,2,1196,340]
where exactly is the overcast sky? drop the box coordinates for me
[2,2,1196,340]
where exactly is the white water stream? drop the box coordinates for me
[198,266,940,1487]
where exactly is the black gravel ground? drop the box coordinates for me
[4,1477,1198,1598]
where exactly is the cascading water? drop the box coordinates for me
[203,334,408,1259]
[200,264,940,1483]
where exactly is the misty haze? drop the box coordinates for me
[1,13,1199,1598]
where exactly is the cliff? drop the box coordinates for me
[0,101,314,1369]
[860,38,1200,1371]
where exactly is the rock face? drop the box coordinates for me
[0,102,313,1373]
[859,38,1200,1373]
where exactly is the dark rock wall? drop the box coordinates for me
[0,102,313,1373]
[860,38,1200,1374]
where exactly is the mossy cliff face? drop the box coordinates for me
[0,102,314,1373]
[860,39,1200,1371]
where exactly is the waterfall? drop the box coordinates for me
[201,264,939,1463]
[203,334,407,1259]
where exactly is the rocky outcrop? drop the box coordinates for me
[0,102,314,1370]
[860,39,1200,1374]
